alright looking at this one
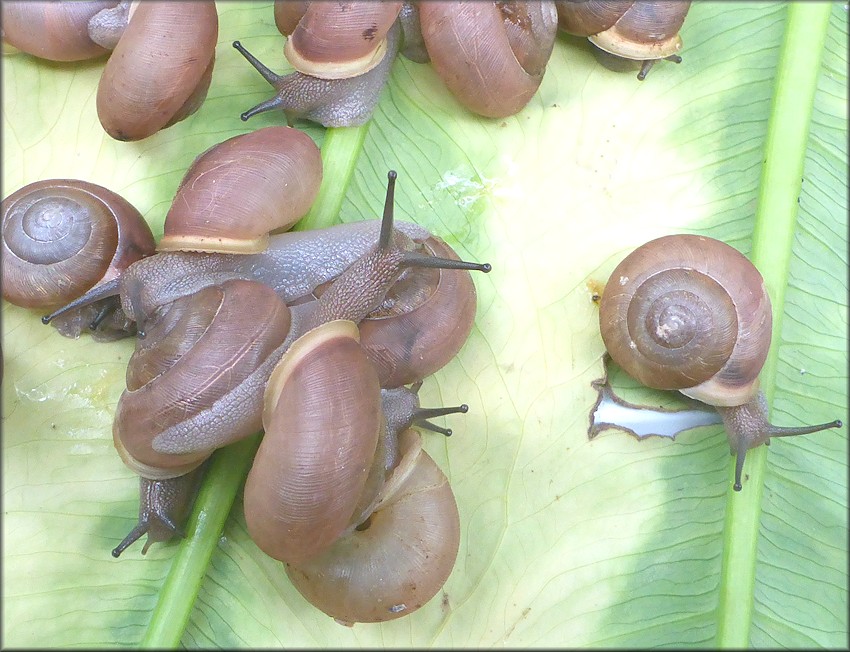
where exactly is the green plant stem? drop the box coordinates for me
[714,3,832,647]
[296,124,371,231]
[140,435,260,648]
[138,124,370,647]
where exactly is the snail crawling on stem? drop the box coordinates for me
[597,234,842,491]
[554,0,691,80]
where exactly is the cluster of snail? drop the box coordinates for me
[3,0,842,633]
[236,0,693,123]
[1,125,492,625]
[2,1,693,132]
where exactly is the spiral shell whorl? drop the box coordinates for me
[2,180,152,309]
[599,235,772,405]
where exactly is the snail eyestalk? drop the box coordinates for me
[89,300,118,331]
[766,419,843,438]
[232,40,289,122]
[401,252,491,273]
[413,404,469,438]
[378,170,398,250]
[232,40,282,85]
[41,277,122,325]
[374,169,489,273]
[637,54,683,81]
[240,96,288,123]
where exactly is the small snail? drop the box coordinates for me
[418,0,559,118]
[598,234,842,491]
[0,0,121,61]
[246,320,463,623]
[234,1,402,127]
[554,1,691,80]
[1,178,155,339]
[96,1,218,141]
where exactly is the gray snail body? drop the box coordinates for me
[235,1,403,127]
[598,234,842,490]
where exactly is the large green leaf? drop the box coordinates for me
[2,1,846,647]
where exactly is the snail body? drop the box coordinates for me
[96,1,218,141]
[555,1,691,80]
[599,234,842,490]
[235,1,402,127]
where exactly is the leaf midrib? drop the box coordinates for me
[714,3,835,647]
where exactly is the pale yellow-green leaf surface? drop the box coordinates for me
[2,2,846,647]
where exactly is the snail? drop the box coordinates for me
[1,178,155,340]
[0,0,122,61]
[247,319,463,624]
[234,1,402,127]
[157,125,323,254]
[96,1,218,141]
[554,1,691,80]
[51,169,489,556]
[417,0,559,118]
[598,234,842,491]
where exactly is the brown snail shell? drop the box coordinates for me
[598,234,772,407]
[419,1,558,118]
[96,1,218,141]
[244,320,384,565]
[113,279,292,479]
[1,179,154,310]
[285,428,460,625]
[158,126,322,254]
[0,0,118,61]
[283,1,403,80]
[273,1,309,36]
